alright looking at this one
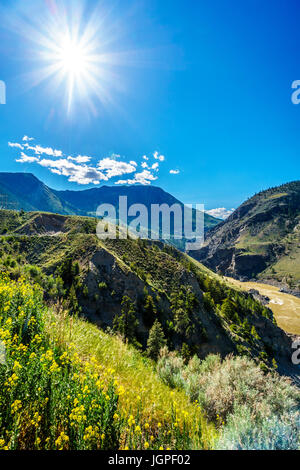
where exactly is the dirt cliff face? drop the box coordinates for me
[191,181,300,288]
[77,244,236,358]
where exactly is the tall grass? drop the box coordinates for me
[0,276,120,450]
[0,275,216,450]
[46,308,216,450]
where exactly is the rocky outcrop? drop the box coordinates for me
[248,289,270,306]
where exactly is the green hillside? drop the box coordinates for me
[192,181,300,290]
[0,209,293,368]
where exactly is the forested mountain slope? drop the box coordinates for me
[191,181,300,290]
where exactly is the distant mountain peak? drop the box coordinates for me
[0,172,221,233]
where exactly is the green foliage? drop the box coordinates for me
[113,296,139,344]
[251,326,260,341]
[66,284,80,316]
[98,282,108,290]
[82,285,89,298]
[156,348,185,390]
[170,287,197,339]
[180,343,191,364]
[56,257,80,292]
[146,320,167,360]
[203,292,214,311]
[221,298,236,321]
[143,295,157,327]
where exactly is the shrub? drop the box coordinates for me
[181,355,221,403]
[157,348,185,389]
[193,355,299,423]
[98,282,107,290]
[157,351,299,433]
[216,406,300,450]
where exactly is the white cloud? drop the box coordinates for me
[97,158,136,179]
[11,136,165,187]
[135,170,158,184]
[16,152,39,163]
[34,155,138,185]
[68,155,92,163]
[170,169,180,175]
[115,170,158,186]
[37,158,107,185]
[153,151,165,162]
[24,144,63,157]
[8,142,24,150]
[206,207,235,220]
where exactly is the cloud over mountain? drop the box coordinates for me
[206,207,235,220]
[8,137,164,186]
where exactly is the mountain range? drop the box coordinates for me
[0,172,220,231]
[0,172,299,290]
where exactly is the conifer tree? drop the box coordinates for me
[220,298,235,321]
[143,295,157,326]
[67,284,79,316]
[147,320,167,360]
[113,295,139,344]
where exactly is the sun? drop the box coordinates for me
[57,35,89,77]
[7,1,144,115]
[16,2,116,113]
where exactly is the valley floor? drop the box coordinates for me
[225,278,300,336]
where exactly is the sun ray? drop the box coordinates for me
[0,0,172,120]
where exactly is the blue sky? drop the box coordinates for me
[0,0,299,216]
